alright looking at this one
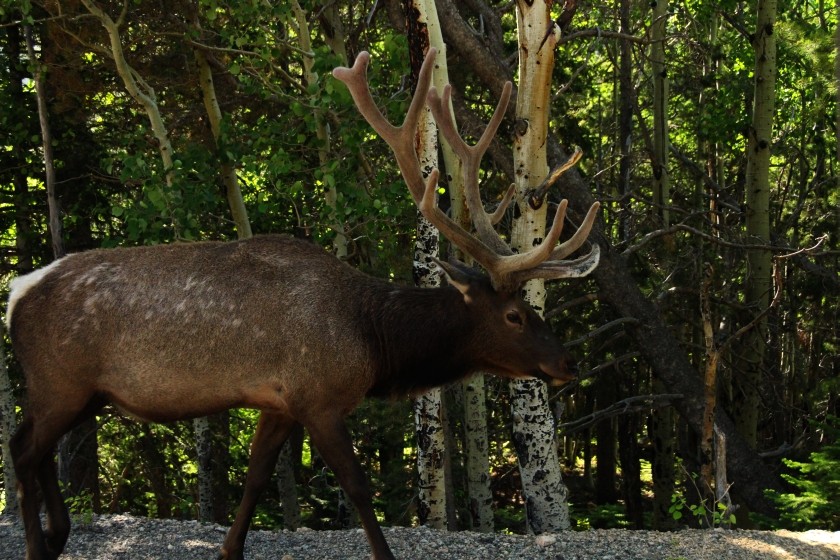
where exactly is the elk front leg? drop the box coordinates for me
[305,415,395,560]
[220,412,299,560]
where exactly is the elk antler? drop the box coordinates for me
[331,50,437,206]
[333,49,601,292]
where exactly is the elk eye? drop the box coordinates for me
[505,311,523,326]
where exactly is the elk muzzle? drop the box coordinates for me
[536,355,578,386]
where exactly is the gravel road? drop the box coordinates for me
[1,513,838,560]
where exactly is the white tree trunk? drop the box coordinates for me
[413,389,447,527]
[80,0,176,190]
[193,36,252,239]
[509,0,571,533]
[411,84,447,527]
[463,376,493,531]
[292,0,348,258]
[421,0,494,534]
[194,416,214,521]
[411,126,447,522]
[0,322,17,516]
[275,442,300,529]
[409,0,450,529]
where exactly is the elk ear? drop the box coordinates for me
[434,257,474,296]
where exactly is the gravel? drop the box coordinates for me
[1,513,838,560]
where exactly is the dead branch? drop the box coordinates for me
[558,394,683,434]
[564,317,639,348]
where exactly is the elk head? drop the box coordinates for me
[334,48,600,385]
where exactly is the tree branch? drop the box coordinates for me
[564,317,639,348]
[557,28,646,46]
[622,222,832,258]
[559,394,683,434]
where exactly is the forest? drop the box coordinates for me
[1,0,839,540]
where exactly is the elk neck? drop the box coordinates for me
[357,280,479,398]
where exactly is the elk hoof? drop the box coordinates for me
[218,548,244,560]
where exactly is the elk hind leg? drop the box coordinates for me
[305,415,395,560]
[11,417,52,560]
[40,397,104,555]
[11,396,104,560]
[219,412,299,560]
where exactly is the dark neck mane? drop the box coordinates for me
[359,282,477,398]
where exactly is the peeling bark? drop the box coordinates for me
[463,376,493,532]
[509,0,571,533]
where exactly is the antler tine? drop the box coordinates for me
[548,201,601,260]
[490,199,569,277]
[494,200,600,283]
[334,48,503,273]
[512,244,601,285]
[428,82,511,160]
[334,50,602,291]
[498,201,601,288]
[425,77,600,291]
[488,184,516,226]
[332,49,438,204]
[418,175,503,272]
[427,82,514,255]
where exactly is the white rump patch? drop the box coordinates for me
[5,258,65,329]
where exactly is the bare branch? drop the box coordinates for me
[623,222,829,257]
[557,28,647,46]
[558,394,683,434]
[558,352,641,394]
[546,292,598,319]
[564,317,639,347]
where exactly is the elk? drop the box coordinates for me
[8,49,600,560]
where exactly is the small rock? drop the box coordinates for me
[535,534,557,547]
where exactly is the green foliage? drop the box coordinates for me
[668,492,736,528]
[571,503,629,530]
[97,416,199,519]
[61,483,95,526]
[494,504,527,533]
[769,416,840,531]
[665,463,736,529]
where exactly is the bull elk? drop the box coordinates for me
[8,49,600,560]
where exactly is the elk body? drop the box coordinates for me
[9,49,600,560]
